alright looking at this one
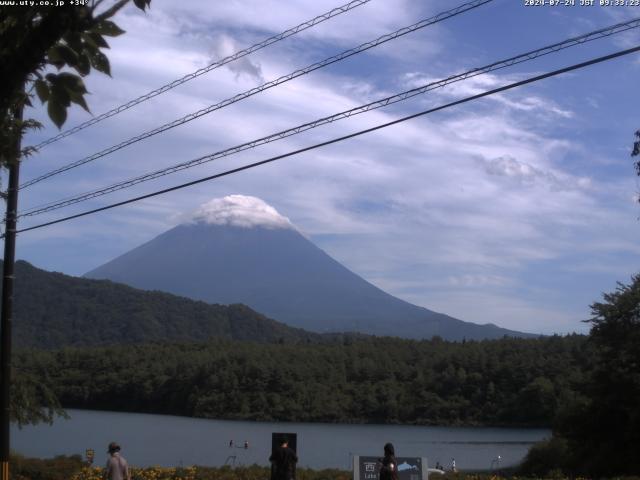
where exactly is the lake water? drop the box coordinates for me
[12,409,549,471]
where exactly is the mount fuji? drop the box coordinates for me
[85,195,534,340]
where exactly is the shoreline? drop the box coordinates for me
[56,406,554,430]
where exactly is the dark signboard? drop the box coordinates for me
[353,456,428,480]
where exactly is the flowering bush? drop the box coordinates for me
[69,465,351,480]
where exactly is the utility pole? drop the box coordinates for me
[0,105,22,480]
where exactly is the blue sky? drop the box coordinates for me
[12,0,640,334]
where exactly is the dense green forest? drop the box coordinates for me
[16,334,590,427]
[3,260,321,348]
[519,275,640,477]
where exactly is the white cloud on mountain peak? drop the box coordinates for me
[190,195,294,230]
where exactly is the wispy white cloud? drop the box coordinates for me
[477,155,591,192]
[209,34,265,83]
[402,71,574,118]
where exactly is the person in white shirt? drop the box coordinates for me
[104,442,131,480]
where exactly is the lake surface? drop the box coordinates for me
[13,409,549,470]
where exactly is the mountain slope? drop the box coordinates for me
[86,216,534,340]
[2,260,318,349]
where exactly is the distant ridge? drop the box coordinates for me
[1,260,319,349]
[86,195,536,341]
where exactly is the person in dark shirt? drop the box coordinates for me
[269,437,298,480]
[378,443,398,480]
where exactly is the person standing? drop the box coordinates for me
[379,443,398,480]
[269,437,298,480]
[103,442,131,480]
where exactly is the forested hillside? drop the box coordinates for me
[3,260,319,348]
[17,334,590,427]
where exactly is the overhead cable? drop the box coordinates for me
[33,0,373,150]
[21,0,494,189]
[18,16,640,218]
[13,44,640,236]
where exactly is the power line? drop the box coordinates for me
[13,45,640,236]
[32,0,373,150]
[20,0,494,189]
[18,16,640,218]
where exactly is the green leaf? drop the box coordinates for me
[56,72,76,85]
[34,80,50,103]
[75,53,91,76]
[47,45,78,67]
[57,72,88,94]
[59,45,79,66]
[68,90,90,113]
[88,32,109,49]
[50,84,71,107]
[56,74,91,113]
[82,32,110,51]
[133,0,151,11]
[80,34,100,57]
[90,51,111,76]
[63,32,83,53]
[93,20,125,37]
[46,47,65,70]
[81,32,97,50]
[47,99,67,129]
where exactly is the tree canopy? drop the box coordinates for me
[567,275,640,476]
[522,274,640,477]
[16,334,591,427]
[0,0,151,167]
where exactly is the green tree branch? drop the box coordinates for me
[0,0,151,167]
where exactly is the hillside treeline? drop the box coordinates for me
[17,334,590,427]
[4,260,319,349]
